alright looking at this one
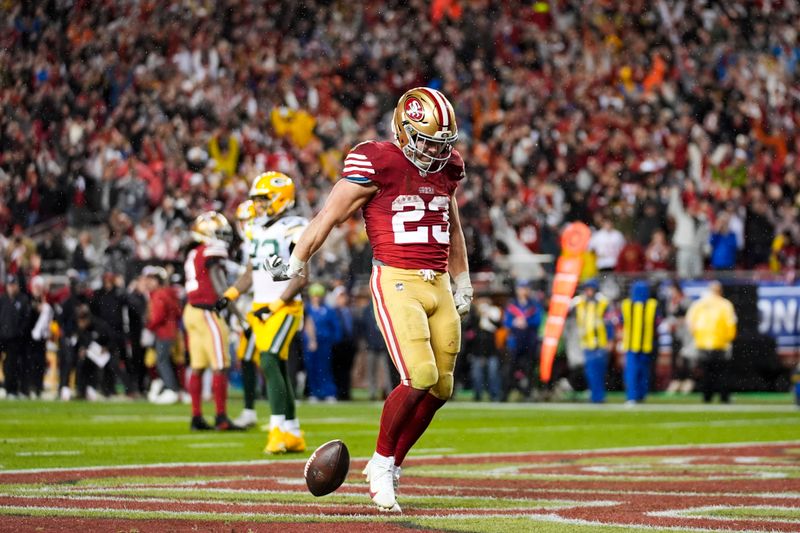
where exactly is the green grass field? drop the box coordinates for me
[1,392,798,471]
[1,393,799,532]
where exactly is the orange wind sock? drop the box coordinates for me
[539,222,591,383]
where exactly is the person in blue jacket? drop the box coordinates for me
[303,283,340,402]
[503,279,542,400]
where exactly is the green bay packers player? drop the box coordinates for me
[182,212,243,431]
[218,172,308,453]
[269,87,472,512]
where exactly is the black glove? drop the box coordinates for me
[215,297,230,313]
[252,306,271,321]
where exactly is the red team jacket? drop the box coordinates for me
[342,141,464,272]
[184,242,228,307]
[146,286,182,340]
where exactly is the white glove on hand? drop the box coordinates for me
[453,272,473,320]
[266,254,305,281]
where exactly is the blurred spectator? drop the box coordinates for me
[589,217,625,273]
[26,275,53,399]
[0,274,31,398]
[615,235,646,273]
[71,231,101,278]
[89,272,134,397]
[303,283,338,402]
[668,186,709,279]
[142,266,182,404]
[663,281,697,395]
[743,198,776,270]
[644,229,672,271]
[358,299,394,401]
[56,271,88,401]
[686,282,738,404]
[709,214,738,270]
[330,286,356,401]
[126,274,148,394]
[769,230,799,273]
[71,304,116,401]
[503,279,542,401]
[466,298,503,402]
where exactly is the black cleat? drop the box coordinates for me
[190,416,213,431]
[215,414,245,431]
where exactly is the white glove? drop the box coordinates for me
[453,272,473,320]
[266,254,305,281]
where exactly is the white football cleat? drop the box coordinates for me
[363,459,401,490]
[233,408,258,428]
[364,453,401,512]
[86,386,99,402]
[59,386,72,401]
[147,379,164,402]
[152,388,179,405]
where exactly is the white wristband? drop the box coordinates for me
[287,254,307,276]
[453,271,471,289]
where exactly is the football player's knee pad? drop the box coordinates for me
[429,373,454,400]
[409,360,439,390]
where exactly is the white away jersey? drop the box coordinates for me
[245,215,308,305]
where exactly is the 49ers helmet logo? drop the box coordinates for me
[404,96,425,121]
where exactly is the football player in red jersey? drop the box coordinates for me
[269,87,472,512]
[182,212,244,431]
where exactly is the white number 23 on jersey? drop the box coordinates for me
[391,195,449,244]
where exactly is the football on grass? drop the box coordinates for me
[304,439,350,497]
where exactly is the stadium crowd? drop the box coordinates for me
[1,1,799,401]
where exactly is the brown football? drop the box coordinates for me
[304,439,350,497]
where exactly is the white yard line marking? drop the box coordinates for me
[15,451,82,457]
[649,505,800,524]
[3,440,799,474]
[186,442,244,449]
[0,505,783,532]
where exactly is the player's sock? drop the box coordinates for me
[212,372,227,416]
[241,360,256,410]
[282,417,301,437]
[393,392,446,466]
[262,352,288,416]
[375,384,428,458]
[279,357,297,420]
[269,414,286,431]
[189,371,202,417]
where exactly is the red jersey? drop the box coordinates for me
[342,141,464,272]
[184,242,228,307]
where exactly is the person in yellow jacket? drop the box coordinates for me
[685,281,737,403]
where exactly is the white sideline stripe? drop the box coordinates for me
[0,505,781,532]
[3,441,799,475]
[649,504,800,524]
[336,417,800,438]
[441,402,800,413]
[15,451,82,457]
